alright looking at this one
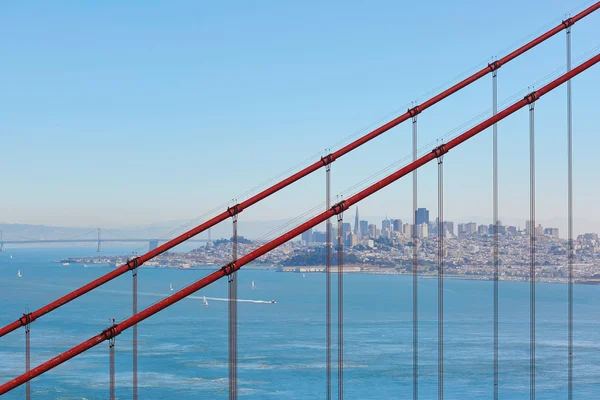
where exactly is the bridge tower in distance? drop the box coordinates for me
[97,228,102,252]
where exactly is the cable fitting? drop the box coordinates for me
[20,312,34,327]
[331,200,347,215]
[320,153,334,166]
[432,144,447,159]
[127,257,140,271]
[408,106,421,118]
[221,261,236,276]
[488,60,500,71]
[102,324,119,340]
[524,92,538,104]
[227,204,240,217]
[562,17,574,28]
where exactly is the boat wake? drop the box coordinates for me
[189,296,273,304]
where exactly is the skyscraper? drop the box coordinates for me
[301,228,313,244]
[354,207,360,237]
[342,222,352,237]
[415,208,429,226]
[359,220,368,239]
[382,218,391,231]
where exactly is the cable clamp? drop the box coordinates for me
[20,312,34,327]
[331,200,347,215]
[127,257,140,271]
[408,105,421,118]
[227,204,240,217]
[524,92,538,104]
[102,323,119,341]
[432,144,447,159]
[562,17,574,29]
[320,153,334,166]
[488,60,500,72]
[221,261,236,276]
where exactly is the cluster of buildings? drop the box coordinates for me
[72,207,600,282]
[300,207,561,249]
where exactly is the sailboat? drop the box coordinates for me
[202,296,209,307]
[170,283,174,291]
[17,269,21,278]
[302,273,306,278]
[251,280,256,290]
[83,264,88,268]
[10,255,12,259]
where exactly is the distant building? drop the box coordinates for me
[368,224,377,238]
[301,228,313,245]
[416,208,429,226]
[544,227,559,238]
[429,221,437,236]
[465,222,477,234]
[345,233,358,247]
[342,222,352,235]
[393,219,403,232]
[382,219,391,232]
[404,223,413,236]
[359,220,369,239]
[507,226,518,235]
[417,223,429,238]
[478,225,488,235]
[535,224,543,236]
[444,221,454,236]
[313,231,326,243]
[583,233,598,241]
[354,207,360,237]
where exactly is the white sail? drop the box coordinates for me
[17,269,21,278]
[202,296,209,306]
[170,283,174,291]
[251,280,256,289]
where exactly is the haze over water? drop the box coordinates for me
[1,246,599,399]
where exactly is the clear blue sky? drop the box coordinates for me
[1,1,599,235]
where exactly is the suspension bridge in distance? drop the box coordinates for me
[1,2,599,399]
[0,228,208,253]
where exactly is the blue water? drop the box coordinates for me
[1,246,599,399]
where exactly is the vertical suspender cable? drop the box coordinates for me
[229,214,238,400]
[337,213,344,400]
[132,268,138,400]
[109,318,116,400]
[412,113,419,400]
[437,153,444,400]
[529,100,536,400]
[492,67,499,400]
[326,163,332,400]
[566,23,574,400]
[25,317,30,400]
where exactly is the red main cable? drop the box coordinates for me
[1,51,598,396]
[1,3,597,339]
